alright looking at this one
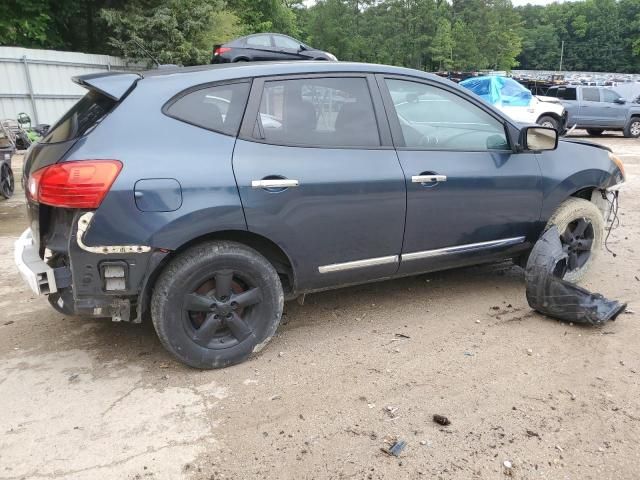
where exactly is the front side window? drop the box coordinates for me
[254,77,380,147]
[602,89,621,103]
[273,35,301,50]
[582,88,600,102]
[166,82,250,135]
[385,78,508,150]
[246,35,272,48]
[546,87,558,98]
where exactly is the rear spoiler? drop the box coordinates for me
[72,72,141,101]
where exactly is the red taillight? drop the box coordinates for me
[27,160,122,209]
[214,47,231,56]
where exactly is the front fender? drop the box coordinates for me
[537,140,622,222]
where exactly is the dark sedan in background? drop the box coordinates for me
[212,33,337,63]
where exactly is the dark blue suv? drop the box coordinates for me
[15,62,625,369]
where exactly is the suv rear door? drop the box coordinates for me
[378,75,540,275]
[232,74,406,291]
[577,87,603,126]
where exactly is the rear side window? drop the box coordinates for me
[166,82,250,136]
[42,90,115,144]
[253,77,380,147]
[246,35,272,47]
[582,88,600,102]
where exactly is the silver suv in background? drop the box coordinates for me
[545,85,640,137]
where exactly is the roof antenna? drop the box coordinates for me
[131,38,160,68]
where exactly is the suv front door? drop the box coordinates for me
[600,88,627,127]
[379,76,541,275]
[232,74,406,291]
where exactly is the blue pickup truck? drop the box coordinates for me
[544,85,640,137]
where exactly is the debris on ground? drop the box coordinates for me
[526,429,540,438]
[383,405,399,418]
[503,460,513,475]
[433,414,451,426]
[525,226,627,325]
[395,333,411,339]
[382,439,407,457]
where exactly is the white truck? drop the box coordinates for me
[459,76,567,132]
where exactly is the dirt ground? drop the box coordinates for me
[1,132,639,480]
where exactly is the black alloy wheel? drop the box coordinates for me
[560,217,594,272]
[151,241,283,369]
[183,270,262,348]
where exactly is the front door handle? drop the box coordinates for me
[251,179,299,189]
[412,174,447,183]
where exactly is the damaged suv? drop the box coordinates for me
[15,62,625,369]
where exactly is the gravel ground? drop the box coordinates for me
[1,132,639,480]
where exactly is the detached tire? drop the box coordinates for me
[537,115,560,131]
[623,117,640,138]
[586,129,604,136]
[545,197,604,284]
[151,241,283,369]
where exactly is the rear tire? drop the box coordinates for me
[537,115,560,131]
[586,129,604,136]
[0,163,14,199]
[545,197,604,284]
[623,117,640,138]
[151,241,283,369]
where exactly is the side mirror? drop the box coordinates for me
[298,44,307,52]
[614,97,626,104]
[521,126,558,151]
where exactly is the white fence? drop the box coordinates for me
[0,47,139,126]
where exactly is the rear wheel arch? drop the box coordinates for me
[141,230,296,311]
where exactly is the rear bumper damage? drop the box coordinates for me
[14,212,168,323]
[15,228,58,295]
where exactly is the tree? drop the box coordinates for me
[0,0,53,47]
[430,17,453,70]
[100,0,242,66]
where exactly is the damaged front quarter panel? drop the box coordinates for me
[525,226,626,325]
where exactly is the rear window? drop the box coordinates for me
[42,90,115,144]
[165,82,250,136]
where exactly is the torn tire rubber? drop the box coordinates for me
[525,226,626,325]
[545,197,603,284]
[151,241,284,369]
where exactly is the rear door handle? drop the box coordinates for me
[412,175,447,183]
[251,179,299,189]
